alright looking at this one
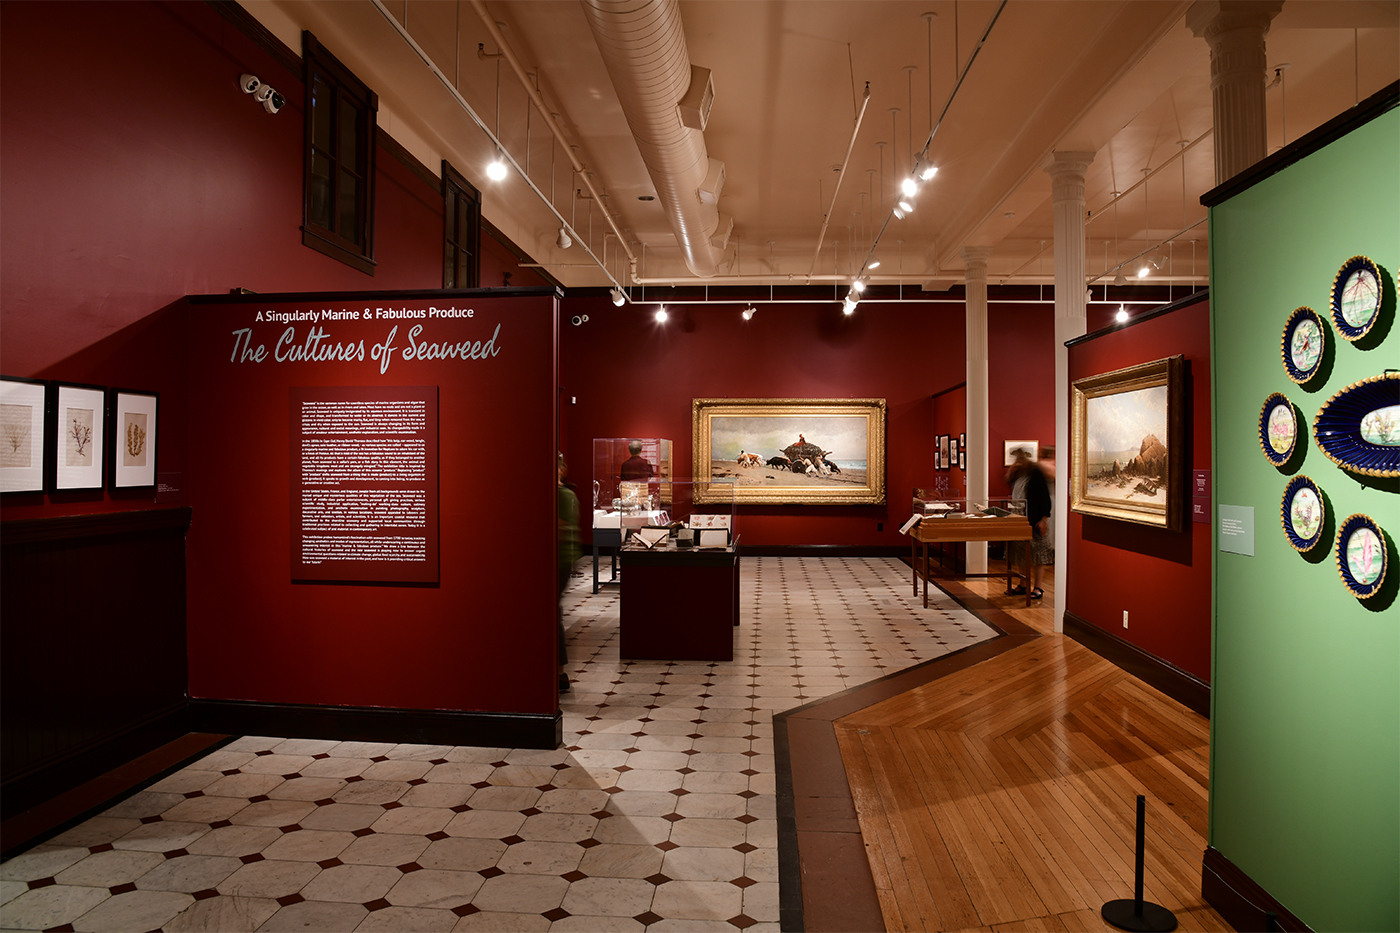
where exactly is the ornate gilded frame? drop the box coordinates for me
[691,398,886,505]
[1070,356,1184,530]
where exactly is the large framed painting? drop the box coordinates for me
[692,398,886,505]
[1070,355,1184,530]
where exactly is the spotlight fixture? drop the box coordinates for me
[892,205,907,220]
[654,306,668,323]
[610,288,625,307]
[741,307,756,321]
[841,292,858,316]
[918,163,938,181]
[868,259,881,270]
[1113,271,1128,287]
[1116,305,1129,323]
[901,177,919,198]
[897,197,915,214]
[486,152,508,181]
[556,226,572,249]
[570,314,590,326]
[1136,264,1150,279]
[852,279,866,293]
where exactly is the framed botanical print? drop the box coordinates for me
[51,382,106,491]
[109,389,159,489]
[1,376,48,494]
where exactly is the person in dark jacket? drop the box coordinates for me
[1012,449,1052,600]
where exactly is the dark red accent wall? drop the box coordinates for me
[0,1,443,521]
[931,384,968,499]
[988,302,1057,497]
[1065,296,1212,683]
[185,295,559,715]
[558,297,969,547]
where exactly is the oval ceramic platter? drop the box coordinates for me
[1280,475,1326,553]
[1330,255,1383,342]
[1312,372,1400,477]
[1281,306,1325,384]
[1259,392,1298,466]
[1335,513,1387,599]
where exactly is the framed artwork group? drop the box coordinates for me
[933,433,967,470]
[0,376,158,494]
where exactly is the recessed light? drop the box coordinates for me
[637,195,655,201]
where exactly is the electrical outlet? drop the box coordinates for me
[877,522,883,532]
[1123,610,1129,629]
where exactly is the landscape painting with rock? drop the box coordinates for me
[1084,385,1169,502]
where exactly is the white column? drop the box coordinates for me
[1187,0,1284,184]
[1043,151,1094,634]
[962,245,992,575]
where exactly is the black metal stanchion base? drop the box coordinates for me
[1102,898,1178,932]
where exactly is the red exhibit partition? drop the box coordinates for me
[1064,293,1212,709]
[185,290,560,747]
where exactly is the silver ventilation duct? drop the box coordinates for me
[580,0,725,278]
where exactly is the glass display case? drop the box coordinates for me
[911,490,1025,517]
[618,480,737,552]
[593,437,673,523]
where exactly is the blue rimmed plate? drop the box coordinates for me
[1312,372,1400,478]
[1259,392,1297,466]
[1331,255,1383,342]
[1335,513,1387,599]
[1281,306,1325,384]
[1280,475,1325,552]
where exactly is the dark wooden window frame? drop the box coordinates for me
[302,32,378,275]
[442,161,481,289]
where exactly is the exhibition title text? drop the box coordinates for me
[229,306,499,375]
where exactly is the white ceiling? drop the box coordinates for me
[251,0,1398,290]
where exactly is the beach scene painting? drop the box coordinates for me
[693,398,886,505]
[1083,385,1169,503]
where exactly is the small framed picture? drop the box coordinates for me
[1,376,48,494]
[939,434,950,470]
[109,389,159,489]
[949,437,959,469]
[51,382,106,491]
[959,448,967,471]
[1004,439,1038,466]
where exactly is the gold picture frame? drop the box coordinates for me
[1070,356,1184,530]
[692,398,886,505]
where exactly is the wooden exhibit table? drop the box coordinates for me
[619,541,739,661]
[909,514,1033,607]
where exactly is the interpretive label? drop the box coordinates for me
[290,386,439,583]
[1218,504,1254,557]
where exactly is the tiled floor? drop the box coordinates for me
[0,557,996,932]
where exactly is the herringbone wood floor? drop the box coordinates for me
[835,576,1228,933]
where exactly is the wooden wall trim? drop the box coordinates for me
[1202,846,1314,932]
[190,699,563,751]
[1,506,192,544]
[1064,611,1210,717]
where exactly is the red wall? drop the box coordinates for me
[931,384,968,499]
[558,297,968,547]
[1065,296,1212,683]
[0,1,443,521]
[185,295,559,715]
[989,302,1057,497]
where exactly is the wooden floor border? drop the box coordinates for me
[774,568,1041,932]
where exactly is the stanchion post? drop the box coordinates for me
[1101,794,1178,932]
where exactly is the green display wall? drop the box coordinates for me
[1209,104,1398,932]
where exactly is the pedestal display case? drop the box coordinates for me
[617,481,739,661]
[591,438,672,592]
[905,491,1031,605]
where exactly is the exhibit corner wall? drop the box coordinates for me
[185,292,561,738]
[1207,101,1398,931]
[1065,295,1212,692]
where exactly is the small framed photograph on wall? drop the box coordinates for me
[959,448,966,471]
[939,434,950,470]
[109,389,159,489]
[1,376,48,494]
[51,382,106,491]
[949,436,959,469]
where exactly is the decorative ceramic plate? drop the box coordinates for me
[1259,392,1297,466]
[1312,372,1400,477]
[1330,255,1383,342]
[1335,513,1387,599]
[1281,306,1325,383]
[1280,475,1325,552]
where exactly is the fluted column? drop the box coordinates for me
[1044,151,1094,634]
[963,245,992,575]
[1187,0,1284,183]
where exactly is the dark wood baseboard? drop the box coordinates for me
[0,702,194,823]
[1202,846,1314,932]
[744,545,909,558]
[190,699,562,750]
[1064,611,1210,718]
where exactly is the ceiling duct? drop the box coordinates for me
[580,0,726,277]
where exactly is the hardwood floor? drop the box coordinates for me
[834,572,1227,933]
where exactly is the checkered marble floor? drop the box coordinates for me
[0,557,995,932]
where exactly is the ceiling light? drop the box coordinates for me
[1113,271,1128,287]
[852,280,866,292]
[897,197,915,214]
[556,226,572,249]
[901,177,919,198]
[486,153,508,181]
[654,306,668,323]
[1136,264,1150,279]
[1116,305,1129,323]
[741,307,756,321]
[868,259,881,270]
[918,163,938,181]
[841,296,858,316]
[892,206,907,220]
[610,288,625,306]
